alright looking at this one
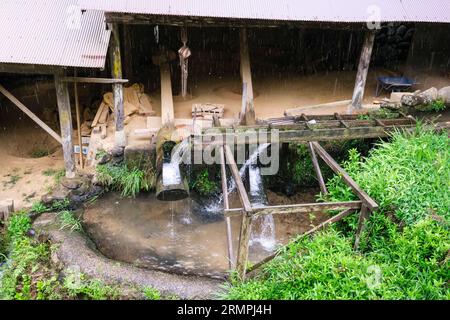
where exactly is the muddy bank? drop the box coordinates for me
[33,212,222,299]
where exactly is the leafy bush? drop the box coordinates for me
[191,169,218,196]
[226,127,450,300]
[224,218,449,300]
[324,127,449,225]
[96,163,150,197]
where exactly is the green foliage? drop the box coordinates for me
[143,287,161,300]
[42,168,65,184]
[30,199,71,214]
[416,99,447,112]
[191,169,218,196]
[357,109,399,120]
[225,218,449,300]
[57,210,82,232]
[324,126,449,225]
[1,212,121,300]
[63,271,120,300]
[227,127,450,300]
[96,163,150,197]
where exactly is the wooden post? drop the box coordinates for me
[0,84,62,144]
[0,199,14,224]
[224,144,252,279]
[354,204,370,250]
[73,69,83,169]
[109,23,126,148]
[308,141,328,194]
[220,146,234,269]
[239,28,255,125]
[350,31,375,110]
[54,73,76,178]
[160,62,175,125]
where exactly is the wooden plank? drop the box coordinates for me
[312,142,378,211]
[73,71,84,169]
[246,208,356,274]
[109,23,126,148]
[160,62,175,125]
[91,102,106,128]
[61,77,128,84]
[239,28,255,125]
[220,145,234,270]
[0,84,62,144]
[284,100,352,117]
[224,201,362,218]
[350,31,375,109]
[54,74,76,178]
[224,144,252,279]
[308,142,328,194]
[224,145,252,212]
[354,204,370,250]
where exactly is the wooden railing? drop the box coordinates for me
[220,140,379,280]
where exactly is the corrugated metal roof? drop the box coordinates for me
[80,0,450,24]
[0,0,110,68]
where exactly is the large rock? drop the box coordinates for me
[401,94,423,107]
[438,86,450,105]
[418,87,438,104]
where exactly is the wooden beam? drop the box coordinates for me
[224,144,252,279]
[246,208,356,274]
[311,142,378,211]
[54,73,76,178]
[350,31,375,109]
[224,200,362,218]
[0,63,59,75]
[224,145,252,212]
[160,62,175,125]
[354,204,370,250]
[239,28,255,125]
[61,77,128,84]
[73,70,83,169]
[109,23,126,148]
[0,84,62,144]
[308,142,328,194]
[220,145,234,270]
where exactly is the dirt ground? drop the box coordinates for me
[0,120,65,210]
[1,69,449,210]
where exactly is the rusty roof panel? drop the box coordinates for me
[0,0,110,68]
[80,0,450,24]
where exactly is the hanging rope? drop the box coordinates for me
[178,27,191,98]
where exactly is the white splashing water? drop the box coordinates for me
[248,164,276,251]
[162,139,190,186]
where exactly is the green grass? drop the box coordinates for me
[57,210,82,232]
[226,126,450,300]
[96,163,151,198]
[42,168,65,184]
[0,211,122,300]
[143,287,161,300]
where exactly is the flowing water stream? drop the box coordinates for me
[83,142,327,278]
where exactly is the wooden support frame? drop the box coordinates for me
[224,144,252,279]
[0,84,62,144]
[311,142,378,211]
[350,31,375,110]
[221,139,378,280]
[61,77,128,84]
[308,141,328,194]
[109,23,126,148]
[239,28,255,125]
[54,73,76,178]
[220,145,234,269]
